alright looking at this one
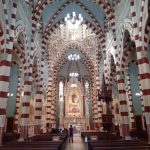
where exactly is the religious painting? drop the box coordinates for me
[66,87,82,117]
[69,93,80,114]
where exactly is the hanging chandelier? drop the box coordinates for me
[69,72,79,77]
[68,53,80,61]
[65,12,83,29]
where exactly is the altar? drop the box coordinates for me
[63,116,86,131]
[59,77,89,130]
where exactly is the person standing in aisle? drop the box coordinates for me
[68,125,73,143]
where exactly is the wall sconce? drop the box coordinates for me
[7,93,13,97]
[135,91,143,96]
[21,92,24,97]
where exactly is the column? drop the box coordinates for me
[138,74,146,130]
[130,0,150,143]
[116,66,131,140]
[97,100,102,128]
[19,74,32,141]
[34,88,43,135]
[0,1,17,145]
[59,96,64,128]
[136,50,150,143]
[46,77,52,129]
[84,95,90,129]
[0,52,12,145]
[14,68,22,132]
[125,71,135,129]
[93,89,99,129]
[50,82,55,128]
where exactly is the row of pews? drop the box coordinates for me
[0,132,68,150]
[81,132,150,150]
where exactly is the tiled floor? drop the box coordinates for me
[65,133,86,150]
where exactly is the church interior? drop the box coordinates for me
[0,0,150,149]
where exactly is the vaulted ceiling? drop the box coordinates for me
[25,0,120,80]
[30,0,117,38]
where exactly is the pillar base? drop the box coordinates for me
[18,137,24,142]
[94,122,99,130]
[34,125,41,135]
[19,126,28,141]
[124,136,132,140]
[121,124,130,138]
[147,124,150,144]
[0,127,3,146]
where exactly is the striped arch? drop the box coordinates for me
[116,22,136,69]
[32,0,113,33]
[48,42,97,125]
[41,19,105,58]
[43,0,103,36]
[31,0,111,63]
[112,0,121,8]
[52,56,97,122]
[143,2,150,50]
[43,18,103,39]
[130,0,147,45]
[52,42,97,90]
[144,19,150,50]
[0,23,4,51]
[13,25,28,67]
[52,41,96,68]
[92,0,115,33]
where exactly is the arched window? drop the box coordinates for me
[59,81,64,102]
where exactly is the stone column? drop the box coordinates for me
[97,100,102,128]
[130,0,150,143]
[0,1,17,145]
[46,77,53,128]
[137,50,150,144]
[116,66,131,140]
[34,88,43,135]
[59,100,64,128]
[14,67,22,132]
[125,71,135,129]
[19,74,32,141]
[84,94,90,129]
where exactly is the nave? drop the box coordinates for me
[66,133,85,150]
[0,131,150,150]
[0,0,150,149]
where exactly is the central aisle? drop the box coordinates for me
[66,133,86,150]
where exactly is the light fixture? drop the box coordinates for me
[7,93,13,97]
[69,72,79,77]
[64,12,83,29]
[68,54,80,61]
[21,92,24,97]
[135,91,143,96]
[71,84,77,87]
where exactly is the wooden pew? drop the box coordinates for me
[0,133,68,150]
